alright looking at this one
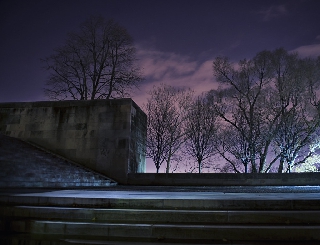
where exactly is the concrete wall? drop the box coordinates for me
[127,173,320,186]
[0,99,146,184]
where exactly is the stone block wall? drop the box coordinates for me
[0,99,146,183]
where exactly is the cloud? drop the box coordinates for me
[258,4,288,21]
[132,47,217,109]
[133,42,320,110]
[137,48,198,80]
[291,44,320,58]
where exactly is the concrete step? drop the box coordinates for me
[58,240,320,245]
[1,193,320,210]
[4,220,320,242]
[2,236,317,245]
[1,188,320,244]
[2,206,320,225]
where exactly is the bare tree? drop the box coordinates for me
[184,94,218,173]
[212,53,274,173]
[269,51,320,172]
[145,84,192,173]
[43,16,142,100]
[212,48,320,173]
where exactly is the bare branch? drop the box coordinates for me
[43,16,142,100]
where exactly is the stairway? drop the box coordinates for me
[0,135,117,188]
[1,188,320,244]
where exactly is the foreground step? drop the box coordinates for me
[1,192,320,210]
[1,188,320,244]
[3,236,318,245]
[2,206,320,225]
[5,220,320,242]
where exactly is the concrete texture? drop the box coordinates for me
[0,134,116,188]
[0,99,147,183]
[1,186,320,244]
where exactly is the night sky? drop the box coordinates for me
[1,0,320,107]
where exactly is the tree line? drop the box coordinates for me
[145,49,320,173]
[43,16,320,173]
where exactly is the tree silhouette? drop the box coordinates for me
[212,48,320,173]
[43,16,142,100]
[145,84,192,173]
[184,95,218,173]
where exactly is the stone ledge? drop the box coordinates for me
[127,173,320,186]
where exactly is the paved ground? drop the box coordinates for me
[1,185,320,200]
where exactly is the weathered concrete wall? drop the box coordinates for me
[127,173,320,186]
[0,99,146,184]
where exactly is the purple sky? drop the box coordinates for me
[1,0,320,107]
[1,0,320,172]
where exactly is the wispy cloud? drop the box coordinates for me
[137,48,198,81]
[133,41,320,110]
[258,4,288,21]
[132,47,217,108]
[291,44,320,58]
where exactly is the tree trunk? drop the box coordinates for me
[286,161,291,173]
[166,153,171,173]
[278,158,284,173]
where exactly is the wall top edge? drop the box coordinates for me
[0,98,141,109]
[129,172,320,177]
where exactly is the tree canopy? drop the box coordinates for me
[43,16,142,100]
